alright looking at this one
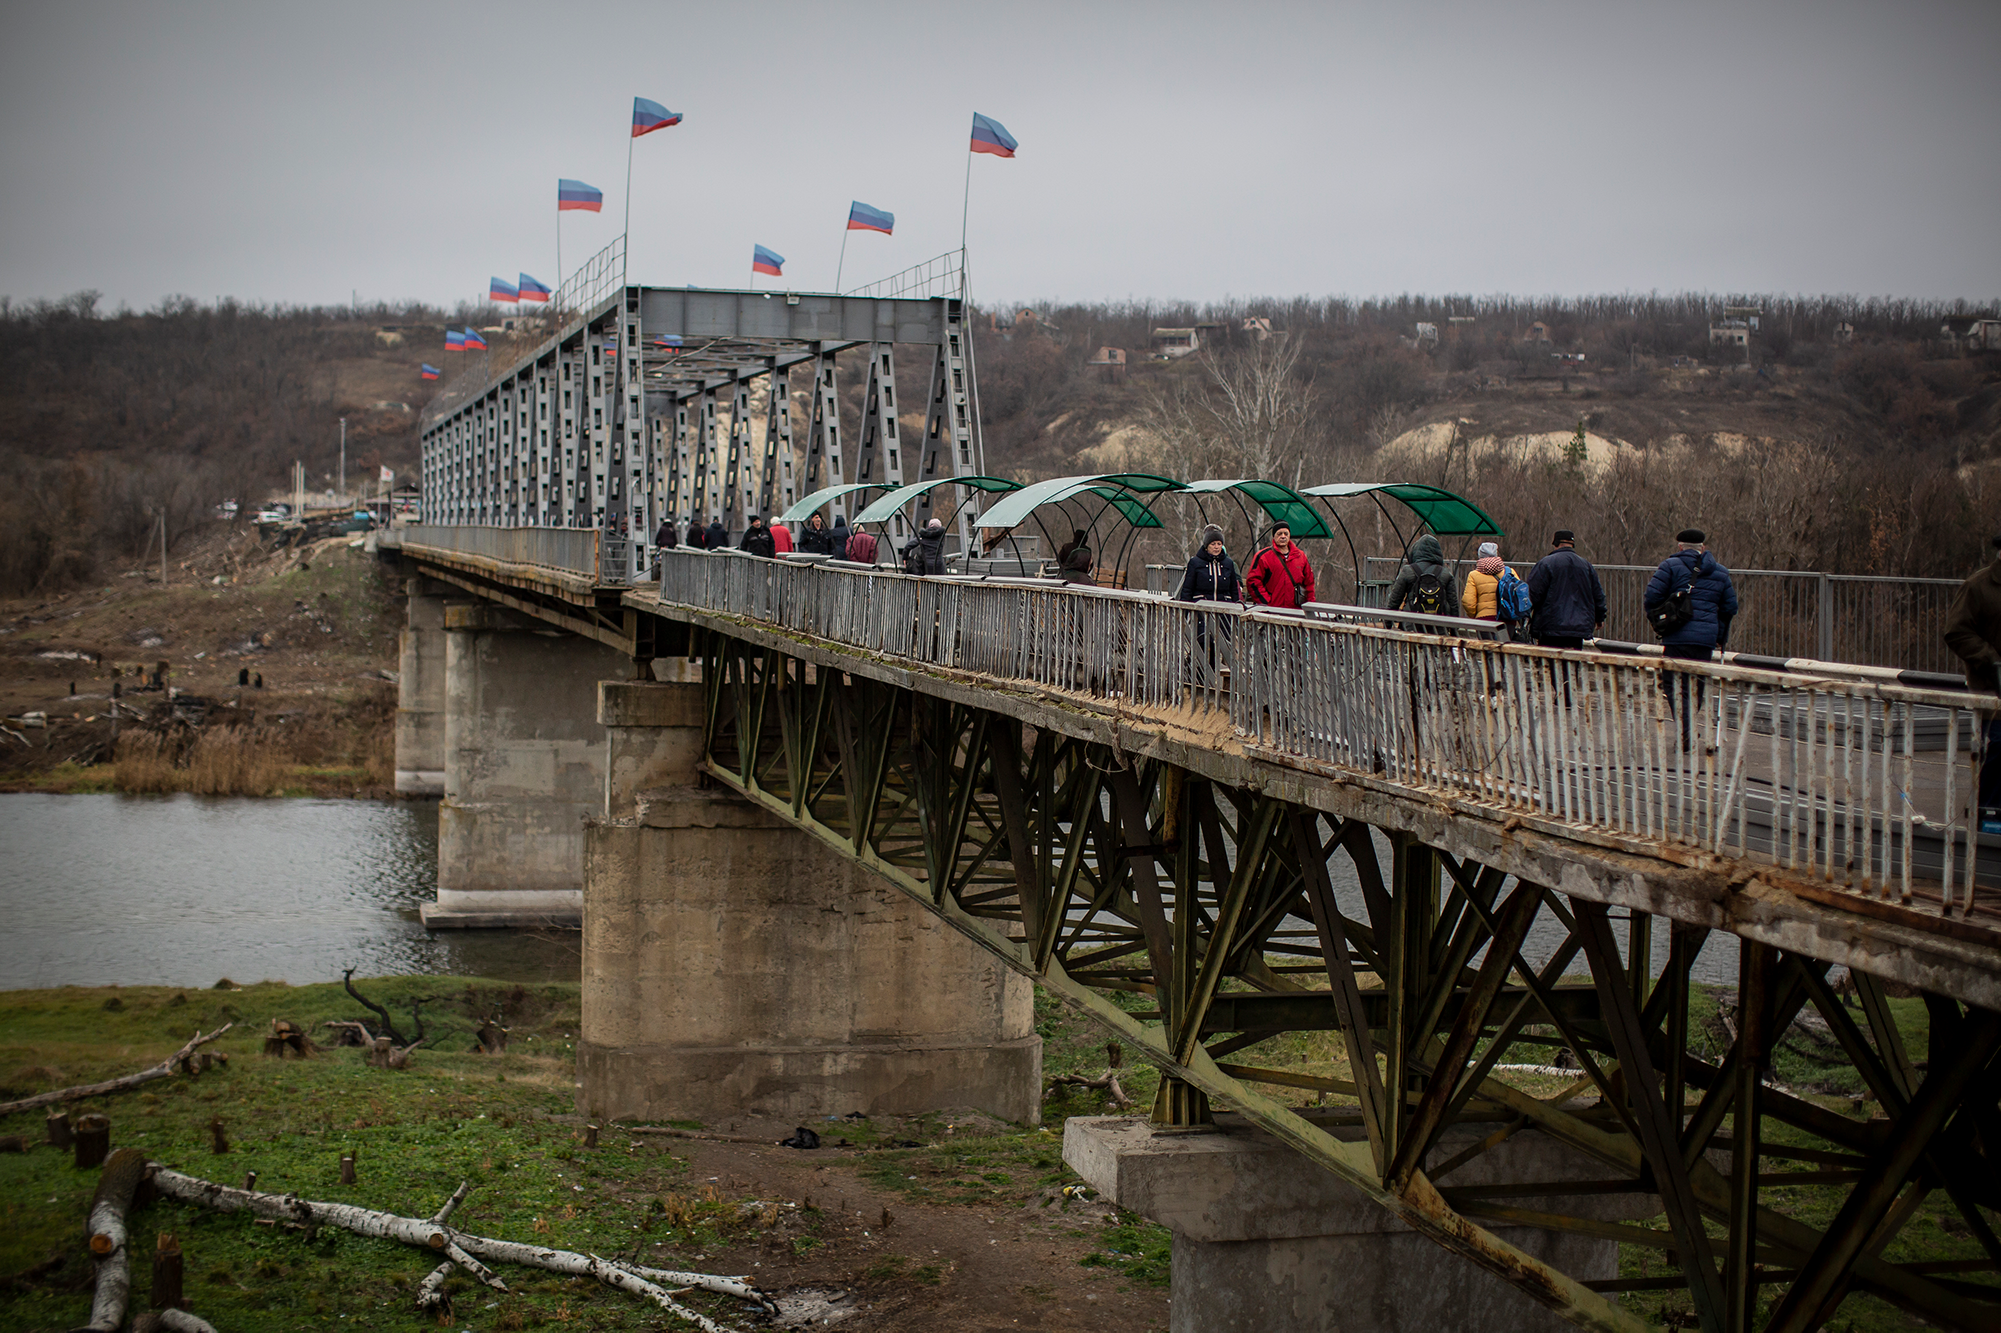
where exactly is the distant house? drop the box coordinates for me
[1151,327,1200,360]
[1942,315,2001,351]
[1241,317,1274,341]
[1833,322,1855,344]
[374,330,405,347]
[1525,321,1552,344]
[1414,322,1439,345]
[1088,347,1128,383]
[1708,320,1751,350]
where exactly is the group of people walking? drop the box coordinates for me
[655,512,880,565]
[1170,520,1742,662]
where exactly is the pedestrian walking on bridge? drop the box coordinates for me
[1944,535,2001,833]
[1246,522,1314,609]
[705,517,727,550]
[1526,530,1605,648]
[1385,534,1456,617]
[740,516,777,558]
[1646,528,1738,748]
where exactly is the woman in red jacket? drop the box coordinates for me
[1245,522,1315,609]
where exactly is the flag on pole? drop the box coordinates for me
[558,179,604,212]
[464,329,488,350]
[653,333,684,351]
[489,277,519,303]
[380,466,395,484]
[518,273,551,303]
[970,113,1018,158]
[445,329,466,351]
[846,201,894,234]
[752,245,785,276]
[420,364,440,379]
[631,97,682,137]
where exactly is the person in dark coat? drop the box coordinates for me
[1174,525,1242,603]
[904,519,948,575]
[1944,535,2001,831]
[1385,534,1458,616]
[740,516,777,558]
[653,518,677,550]
[685,517,707,549]
[828,516,853,561]
[1056,529,1088,571]
[801,513,835,556]
[1525,530,1606,648]
[704,518,728,551]
[1645,528,1739,747]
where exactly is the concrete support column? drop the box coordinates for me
[394,577,451,796]
[423,604,626,928]
[1065,1115,1638,1333]
[580,679,1042,1125]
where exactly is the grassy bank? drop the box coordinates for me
[0,979,1167,1332]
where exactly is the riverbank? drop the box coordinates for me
[1,527,402,799]
[0,977,1171,1333]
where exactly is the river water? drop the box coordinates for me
[0,794,578,991]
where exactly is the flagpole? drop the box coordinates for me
[960,146,974,254]
[621,131,635,292]
[835,228,850,295]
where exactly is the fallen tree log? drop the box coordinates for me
[145,1168,775,1328]
[1046,1070,1132,1109]
[78,1147,148,1332]
[415,1260,454,1317]
[0,1024,231,1117]
[130,1311,220,1333]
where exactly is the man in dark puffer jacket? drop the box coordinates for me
[1645,527,1739,747]
[1526,530,1606,647]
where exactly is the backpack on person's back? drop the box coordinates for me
[1497,568,1533,624]
[844,530,879,564]
[1409,571,1447,616]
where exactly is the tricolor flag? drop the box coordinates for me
[847,201,894,235]
[558,178,603,212]
[489,277,519,303]
[632,97,682,138]
[652,333,684,349]
[518,273,551,303]
[420,364,441,380]
[445,329,466,351]
[464,329,488,350]
[752,244,785,277]
[970,113,1017,158]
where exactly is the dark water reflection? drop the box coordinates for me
[0,794,578,990]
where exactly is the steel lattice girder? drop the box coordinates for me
[689,628,2001,1333]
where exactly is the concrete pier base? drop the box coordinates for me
[423,605,624,928]
[579,679,1042,1125]
[1064,1114,1636,1333]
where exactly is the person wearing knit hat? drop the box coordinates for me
[1526,529,1606,648]
[1461,541,1508,622]
[1646,525,1739,749]
[1174,524,1242,653]
[1947,534,2001,831]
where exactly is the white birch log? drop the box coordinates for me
[415,1260,454,1315]
[0,1023,232,1116]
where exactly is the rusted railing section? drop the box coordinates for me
[655,548,1998,915]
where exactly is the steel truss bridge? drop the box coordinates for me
[389,524,2001,1333]
[419,271,983,582]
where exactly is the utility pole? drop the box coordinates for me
[339,417,347,502]
[157,509,167,585]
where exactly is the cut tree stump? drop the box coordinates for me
[74,1114,110,1169]
[151,1232,183,1311]
[207,1119,228,1155]
[46,1110,71,1149]
[262,1019,315,1059]
[339,1154,356,1185]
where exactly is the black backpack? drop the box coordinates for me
[1410,570,1446,616]
[1648,563,1696,638]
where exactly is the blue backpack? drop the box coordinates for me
[1497,568,1533,623]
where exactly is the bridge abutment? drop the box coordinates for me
[1065,1115,1628,1333]
[579,679,1043,1126]
[421,604,624,928]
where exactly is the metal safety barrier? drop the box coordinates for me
[401,524,609,582]
[657,548,1999,913]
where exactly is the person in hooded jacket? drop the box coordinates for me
[704,517,728,551]
[1245,522,1315,609]
[801,513,836,556]
[1058,534,1095,584]
[1645,527,1738,746]
[740,516,777,558]
[905,518,948,575]
[684,517,707,550]
[1385,534,1458,616]
[1056,530,1088,572]
[828,516,854,562]
[653,518,677,551]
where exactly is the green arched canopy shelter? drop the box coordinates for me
[1180,479,1333,539]
[851,475,1024,528]
[1300,483,1502,537]
[778,483,888,526]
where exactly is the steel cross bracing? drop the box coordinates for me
[691,628,2001,1333]
[418,287,984,575]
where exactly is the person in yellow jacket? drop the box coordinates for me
[1462,542,1505,620]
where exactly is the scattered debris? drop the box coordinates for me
[779,1126,822,1150]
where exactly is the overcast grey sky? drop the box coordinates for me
[2,0,1996,312]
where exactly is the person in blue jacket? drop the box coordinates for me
[1645,527,1739,745]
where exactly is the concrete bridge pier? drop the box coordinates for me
[1065,1116,1632,1333]
[394,577,451,796]
[420,603,626,927]
[579,677,1043,1125]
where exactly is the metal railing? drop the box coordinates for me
[1358,557,1963,674]
[654,549,1999,913]
[844,248,965,300]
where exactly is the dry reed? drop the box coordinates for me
[114,727,291,797]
